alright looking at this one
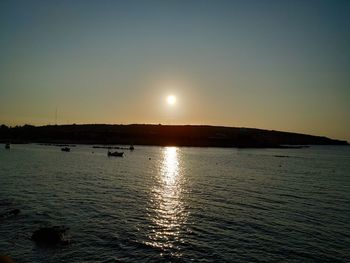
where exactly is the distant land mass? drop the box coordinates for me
[0,124,348,148]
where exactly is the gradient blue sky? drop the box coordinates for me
[0,0,349,140]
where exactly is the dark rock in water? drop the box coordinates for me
[0,209,20,219]
[31,226,70,246]
[0,255,15,263]
[11,209,20,216]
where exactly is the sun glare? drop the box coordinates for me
[167,95,176,105]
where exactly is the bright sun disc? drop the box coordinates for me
[167,95,176,105]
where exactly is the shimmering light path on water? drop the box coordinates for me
[0,144,349,262]
[146,147,188,257]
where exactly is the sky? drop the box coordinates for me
[0,0,349,141]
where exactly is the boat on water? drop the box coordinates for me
[107,151,124,157]
[129,145,134,150]
[61,147,70,152]
[5,143,10,149]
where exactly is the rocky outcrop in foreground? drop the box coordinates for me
[31,226,70,246]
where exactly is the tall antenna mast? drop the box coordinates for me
[55,107,58,125]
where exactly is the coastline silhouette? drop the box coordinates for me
[0,124,347,147]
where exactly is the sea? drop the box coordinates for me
[0,144,349,262]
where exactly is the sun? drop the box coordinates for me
[167,95,176,105]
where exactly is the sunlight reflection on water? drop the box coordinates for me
[147,147,188,256]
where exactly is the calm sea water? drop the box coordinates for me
[0,144,349,262]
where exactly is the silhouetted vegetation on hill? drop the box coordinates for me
[0,124,347,147]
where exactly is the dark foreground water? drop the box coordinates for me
[0,144,349,262]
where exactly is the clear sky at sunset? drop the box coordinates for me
[0,0,349,140]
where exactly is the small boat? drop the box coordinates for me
[107,151,124,157]
[5,143,10,149]
[61,147,70,152]
[129,145,134,150]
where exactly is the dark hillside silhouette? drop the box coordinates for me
[0,124,347,147]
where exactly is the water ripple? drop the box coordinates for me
[0,144,349,262]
